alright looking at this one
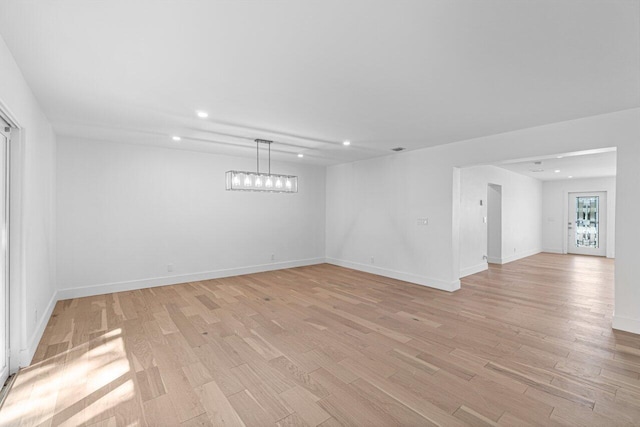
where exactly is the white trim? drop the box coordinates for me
[0,98,22,130]
[542,248,564,254]
[0,126,9,385]
[460,262,488,278]
[500,248,542,265]
[501,248,542,264]
[0,98,26,375]
[57,257,325,300]
[0,365,6,388]
[8,127,24,374]
[612,315,640,335]
[487,248,542,265]
[325,258,460,292]
[20,289,57,366]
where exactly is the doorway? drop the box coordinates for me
[487,183,502,264]
[568,192,607,257]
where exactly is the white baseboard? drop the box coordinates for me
[613,315,640,335]
[57,257,326,300]
[488,248,542,265]
[325,258,460,292]
[501,248,542,264]
[543,248,615,259]
[459,262,488,278]
[20,289,58,366]
[542,248,564,254]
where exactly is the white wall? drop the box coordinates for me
[542,176,616,258]
[326,150,462,291]
[56,138,325,298]
[614,140,640,334]
[0,35,57,367]
[487,184,502,263]
[459,166,542,277]
[326,108,640,334]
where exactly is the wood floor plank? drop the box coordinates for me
[349,377,438,427]
[227,389,272,427]
[194,380,245,427]
[230,363,292,422]
[311,368,401,426]
[453,405,500,427]
[143,393,180,425]
[276,413,310,427]
[279,386,331,426]
[161,367,206,423]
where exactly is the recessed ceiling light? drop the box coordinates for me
[557,156,564,159]
[172,136,181,141]
[196,110,208,118]
[554,169,560,173]
[568,175,573,178]
[343,140,351,146]
[297,154,304,158]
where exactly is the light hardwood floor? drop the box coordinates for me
[2,253,640,426]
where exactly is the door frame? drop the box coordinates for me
[562,190,610,257]
[0,97,25,375]
[0,119,8,385]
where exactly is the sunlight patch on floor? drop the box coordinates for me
[0,328,136,427]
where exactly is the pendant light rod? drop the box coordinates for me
[254,139,273,174]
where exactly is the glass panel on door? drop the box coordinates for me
[575,196,599,248]
[568,192,606,257]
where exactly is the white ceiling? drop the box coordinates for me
[496,149,617,181]
[0,1,638,165]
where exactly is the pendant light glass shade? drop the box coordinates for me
[226,171,298,193]
[225,139,298,193]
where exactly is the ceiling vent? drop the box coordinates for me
[391,147,405,152]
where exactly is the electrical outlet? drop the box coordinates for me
[514,248,517,253]
[168,263,174,272]
[370,256,375,264]
[35,309,38,323]
[271,254,275,261]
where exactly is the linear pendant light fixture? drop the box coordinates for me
[226,139,298,193]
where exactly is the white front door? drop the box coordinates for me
[568,192,606,257]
